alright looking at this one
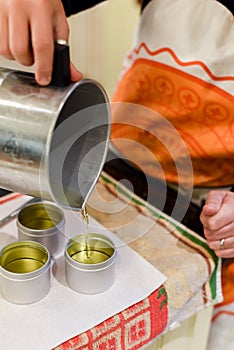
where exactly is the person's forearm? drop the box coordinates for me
[62,0,107,17]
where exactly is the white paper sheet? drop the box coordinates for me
[0,195,166,350]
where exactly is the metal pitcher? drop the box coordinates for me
[0,43,110,210]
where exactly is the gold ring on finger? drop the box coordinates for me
[220,238,225,250]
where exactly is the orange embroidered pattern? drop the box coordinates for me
[111,57,234,188]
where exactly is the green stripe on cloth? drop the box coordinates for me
[100,171,221,303]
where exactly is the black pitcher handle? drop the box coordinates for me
[50,40,71,87]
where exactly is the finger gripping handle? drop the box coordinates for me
[50,41,71,87]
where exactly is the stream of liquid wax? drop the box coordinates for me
[81,206,90,258]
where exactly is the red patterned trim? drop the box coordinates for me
[53,286,168,350]
[212,310,234,322]
[130,43,234,82]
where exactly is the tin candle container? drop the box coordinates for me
[65,233,117,294]
[17,202,65,257]
[0,241,51,304]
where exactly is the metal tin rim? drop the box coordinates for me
[65,250,117,272]
[65,233,117,270]
[0,263,50,281]
[17,202,65,236]
[0,240,51,279]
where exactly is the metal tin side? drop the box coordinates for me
[17,202,66,257]
[65,233,117,294]
[0,241,51,304]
